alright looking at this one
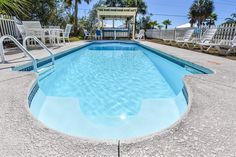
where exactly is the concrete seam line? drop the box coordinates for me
[118,140,120,157]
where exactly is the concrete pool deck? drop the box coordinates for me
[0,41,236,156]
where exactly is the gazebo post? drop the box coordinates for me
[101,19,103,39]
[132,15,136,40]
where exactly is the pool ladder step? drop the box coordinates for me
[38,64,55,80]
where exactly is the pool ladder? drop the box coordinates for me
[0,35,55,74]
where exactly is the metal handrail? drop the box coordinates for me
[0,35,37,72]
[23,36,55,67]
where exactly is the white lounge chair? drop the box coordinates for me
[163,38,174,45]
[22,21,48,43]
[49,26,60,29]
[194,28,218,51]
[205,36,236,55]
[136,29,145,40]
[227,36,236,54]
[173,29,194,48]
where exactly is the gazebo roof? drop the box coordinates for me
[97,7,137,19]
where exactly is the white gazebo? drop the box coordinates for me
[97,7,137,39]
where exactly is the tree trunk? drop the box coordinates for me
[74,0,78,35]
[197,19,202,39]
[209,19,212,28]
[165,25,167,29]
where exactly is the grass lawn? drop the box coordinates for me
[69,36,83,42]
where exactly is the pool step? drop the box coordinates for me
[38,64,55,80]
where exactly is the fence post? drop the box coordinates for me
[160,29,162,39]
[174,28,176,40]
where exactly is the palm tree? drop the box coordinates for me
[162,19,172,29]
[206,12,217,28]
[0,0,30,16]
[65,0,92,35]
[157,23,163,30]
[125,0,147,15]
[225,13,236,23]
[148,21,158,29]
[105,0,123,7]
[188,0,214,28]
[124,0,147,34]
[105,0,147,15]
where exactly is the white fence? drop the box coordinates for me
[146,28,194,40]
[0,15,20,39]
[213,23,236,43]
[146,24,236,42]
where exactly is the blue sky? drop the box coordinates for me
[78,0,236,28]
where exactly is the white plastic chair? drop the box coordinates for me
[136,29,145,40]
[55,24,73,44]
[83,29,92,40]
[95,30,102,40]
[63,24,73,43]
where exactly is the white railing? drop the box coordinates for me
[0,35,37,72]
[213,23,236,43]
[146,28,196,40]
[23,36,55,70]
[0,15,20,39]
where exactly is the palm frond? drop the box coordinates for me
[0,0,31,16]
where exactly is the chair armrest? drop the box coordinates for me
[202,39,211,43]
[176,37,183,40]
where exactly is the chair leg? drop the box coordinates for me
[42,37,45,44]
[182,42,187,48]
[56,38,59,45]
[206,45,213,52]
[199,45,204,51]
[186,43,190,49]
[177,42,181,47]
[215,45,224,55]
[226,46,236,55]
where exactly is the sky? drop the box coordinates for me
[78,0,236,28]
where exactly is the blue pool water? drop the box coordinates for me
[30,42,198,140]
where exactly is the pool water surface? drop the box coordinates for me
[31,42,196,139]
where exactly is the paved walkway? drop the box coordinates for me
[0,41,236,156]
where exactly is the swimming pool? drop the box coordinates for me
[28,42,210,140]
